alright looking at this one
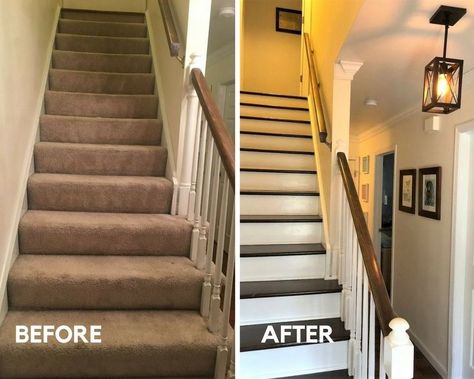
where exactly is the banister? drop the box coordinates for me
[158,0,184,65]
[190,68,235,189]
[304,33,330,147]
[337,151,396,337]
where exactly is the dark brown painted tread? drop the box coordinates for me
[240,243,325,257]
[240,168,317,174]
[241,318,349,352]
[61,9,145,23]
[277,370,350,379]
[241,116,311,125]
[241,102,309,112]
[241,90,307,100]
[241,148,314,155]
[240,190,319,196]
[241,131,312,139]
[240,278,342,299]
[241,215,322,223]
[57,32,150,42]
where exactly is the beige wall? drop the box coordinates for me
[63,0,146,12]
[242,0,302,95]
[0,0,61,320]
[350,86,474,375]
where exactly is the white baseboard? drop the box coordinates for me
[0,4,61,325]
[409,329,448,379]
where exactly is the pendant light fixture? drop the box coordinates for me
[422,5,466,114]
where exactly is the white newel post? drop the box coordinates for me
[384,318,414,378]
[177,54,202,217]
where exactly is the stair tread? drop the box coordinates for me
[240,168,317,174]
[50,68,154,77]
[241,243,325,257]
[57,32,149,41]
[241,147,314,155]
[241,318,349,351]
[241,215,322,223]
[241,102,309,111]
[0,310,218,377]
[46,89,157,98]
[277,370,351,379]
[53,49,151,58]
[241,190,319,196]
[241,90,307,100]
[241,278,342,299]
[9,255,203,310]
[59,18,146,27]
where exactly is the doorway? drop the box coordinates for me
[450,120,474,378]
[374,151,395,295]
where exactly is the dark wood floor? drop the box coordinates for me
[413,346,442,379]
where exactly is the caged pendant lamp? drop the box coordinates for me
[422,5,466,114]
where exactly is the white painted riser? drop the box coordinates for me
[241,222,322,245]
[240,341,348,379]
[241,292,340,325]
[241,254,326,282]
[241,134,313,152]
[241,118,312,137]
[241,151,315,171]
[241,105,309,121]
[241,93,308,108]
[241,172,318,192]
[241,195,320,215]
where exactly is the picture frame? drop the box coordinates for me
[361,155,370,174]
[361,183,369,202]
[418,167,442,220]
[275,7,302,35]
[399,169,416,214]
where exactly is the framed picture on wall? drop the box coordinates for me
[361,183,369,202]
[361,155,370,174]
[399,169,416,214]
[275,8,302,34]
[418,167,442,220]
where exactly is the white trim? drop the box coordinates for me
[334,60,363,80]
[409,329,447,378]
[448,119,474,378]
[0,3,61,324]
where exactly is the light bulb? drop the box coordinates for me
[437,73,451,103]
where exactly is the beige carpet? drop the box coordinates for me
[0,8,219,378]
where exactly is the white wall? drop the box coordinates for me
[350,84,474,376]
[0,0,61,322]
[63,0,146,12]
[242,0,302,95]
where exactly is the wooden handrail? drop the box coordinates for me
[337,151,396,336]
[304,33,329,145]
[158,0,184,65]
[191,68,235,189]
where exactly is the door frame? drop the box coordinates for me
[300,0,311,96]
[373,146,397,299]
[449,119,474,377]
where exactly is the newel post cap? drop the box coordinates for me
[384,317,414,378]
[388,317,410,345]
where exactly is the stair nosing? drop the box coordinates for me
[41,114,161,122]
[241,90,307,100]
[240,215,323,223]
[240,279,342,299]
[240,243,326,257]
[240,168,317,174]
[241,116,311,124]
[241,102,309,112]
[59,18,146,27]
[241,148,314,155]
[53,49,151,58]
[240,190,319,196]
[56,33,149,42]
[46,90,157,98]
[49,68,154,78]
[241,131,312,139]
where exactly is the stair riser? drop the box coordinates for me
[241,255,326,282]
[40,116,162,145]
[59,19,147,38]
[19,214,192,256]
[55,34,150,54]
[34,144,167,176]
[241,195,320,216]
[241,151,315,171]
[52,50,152,73]
[45,92,158,119]
[241,93,308,108]
[241,222,322,245]
[28,179,172,214]
[241,293,340,325]
[61,9,145,23]
[49,70,155,95]
[240,341,348,379]
[241,105,309,121]
[241,172,318,192]
[241,134,313,152]
[241,118,312,136]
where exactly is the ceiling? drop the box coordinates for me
[207,0,235,53]
[339,0,474,136]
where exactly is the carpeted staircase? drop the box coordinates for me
[0,9,219,378]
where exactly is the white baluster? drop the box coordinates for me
[354,246,363,378]
[214,212,234,377]
[177,53,201,216]
[384,318,414,379]
[197,134,214,270]
[188,107,203,222]
[348,222,358,377]
[190,119,207,263]
[201,155,220,318]
[368,293,376,378]
[208,176,230,332]
[379,331,386,379]
[361,269,369,378]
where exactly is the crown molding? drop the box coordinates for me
[334,60,364,80]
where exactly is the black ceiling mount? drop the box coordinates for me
[430,5,466,26]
